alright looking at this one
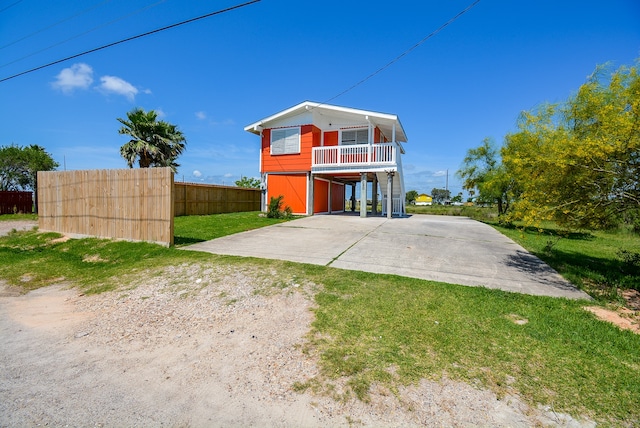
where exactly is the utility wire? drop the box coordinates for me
[0,0,260,83]
[318,0,481,107]
[1,0,166,67]
[0,0,23,14]
[1,0,113,50]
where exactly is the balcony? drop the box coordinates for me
[312,143,398,174]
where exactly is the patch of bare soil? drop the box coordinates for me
[0,220,37,236]
[584,289,640,334]
[0,264,596,427]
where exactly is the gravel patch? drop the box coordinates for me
[0,220,37,236]
[0,262,596,427]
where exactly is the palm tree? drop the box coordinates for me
[118,108,186,172]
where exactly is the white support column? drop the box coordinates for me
[308,173,314,216]
[386,171,394,219]
[360,173,367,218]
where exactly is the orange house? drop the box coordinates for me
[244,101,408,218]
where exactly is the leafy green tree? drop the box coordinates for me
[235,176,261,189]
[24,145,58,211]
[0,145,28,191]
[0,144,58,212]
[431,188,450,204]
[451,193,463,203]
[502,61,640,229]
[457,137,517,216]
[405,189,418,204]
[118,108,186,173]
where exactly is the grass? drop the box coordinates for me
[173,211,293,246]
[494,223,640,301]
[300,270,640,425]
[0,229,212,293]
[0,213,38,221]
[407,204,498,221]
[1,211,639,425]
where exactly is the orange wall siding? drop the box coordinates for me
[324,131,338,146]
[314,179,329,213]
[261,125,320,173]
[374,127,389,143]
[331,182,345,212]
[268,173,307,214]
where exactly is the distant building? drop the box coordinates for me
[415,194,432,206]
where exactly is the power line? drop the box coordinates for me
[318,0,481,107]
[1,0,113,50]
[0,0,23,14]
[0,0,167,68]
[0,0,260,83]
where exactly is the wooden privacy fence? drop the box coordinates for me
[38,168,174,246]
[174,182,260,216]
[0,191,33,214]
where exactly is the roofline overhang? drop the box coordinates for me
[244,101,408,142]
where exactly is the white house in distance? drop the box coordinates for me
[244,101,408,218]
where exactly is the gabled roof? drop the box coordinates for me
[244,101,408,143]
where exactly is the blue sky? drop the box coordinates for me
[1,0,639,196]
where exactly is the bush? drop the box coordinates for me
[267,195,293,219]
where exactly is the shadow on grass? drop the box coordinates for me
[511,225,594,241]
[535,248,640,292]
[174,236,205,246]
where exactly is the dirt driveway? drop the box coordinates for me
[0,263,594,427]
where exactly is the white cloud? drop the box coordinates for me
[155,108,166,118]
[224,173,233,178]
[99,75,138,101]
[193,170,202,177]
[195,111,207,120]
[433,170,448,177]
[51,63,93,94]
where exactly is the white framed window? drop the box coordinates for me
[271,127,300,155]
[341,128,368,145]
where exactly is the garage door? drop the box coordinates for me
[267,174,307,215]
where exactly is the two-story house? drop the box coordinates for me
[244,101,408,218]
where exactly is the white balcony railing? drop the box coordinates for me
[381,197,404,216]
[312,143,396,169]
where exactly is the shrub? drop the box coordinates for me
[267,195,292,219]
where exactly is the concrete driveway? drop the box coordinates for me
[184,214,590,300]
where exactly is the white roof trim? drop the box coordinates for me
[244,101,408,142]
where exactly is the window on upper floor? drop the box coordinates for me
[271,127,300,155]
[341,128,368,145]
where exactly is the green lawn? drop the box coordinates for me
[1,211,639,425]
[300,269,639,425]
[173,211,292,246]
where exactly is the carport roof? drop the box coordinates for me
[244,101,408,143]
